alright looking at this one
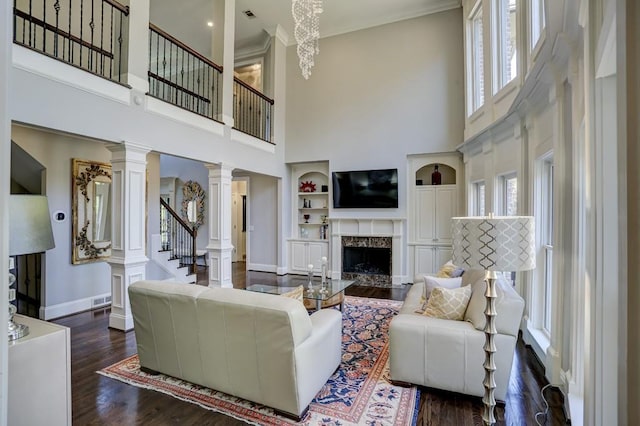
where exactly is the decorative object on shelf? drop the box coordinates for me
[431,164,442,185]
[303,198,308,208]
[320,214,328,224]
[301,227,309,238]
[181,181,205,230]
[452,214,535,426]
[300,180,317,192]
[303,214,311,223]
[320,224,328,240]
[72,158,112,264]
[416,179,423,186]
[307,264,314,293]
[321,184,328,192]
[8,195,55,341]
[292,0,323,80]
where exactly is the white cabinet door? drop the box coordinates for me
[308,241,328,273]
[435,246,453,269]
[415,187,436,242]
[434,186,457,244]
[290,241,308,272]
[414,245,436,275]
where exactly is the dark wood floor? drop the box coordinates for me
[53,263,567,425]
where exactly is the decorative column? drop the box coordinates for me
[107,142,150,331]
[206,163,234,287]
[123,0,151,93]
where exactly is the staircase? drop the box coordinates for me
[148,198,199,284]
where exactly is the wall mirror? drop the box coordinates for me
[72,158,112,264]
[181,180,205,230]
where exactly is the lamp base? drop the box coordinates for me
[8,319,29,341]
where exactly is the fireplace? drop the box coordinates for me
[341,236,392,287]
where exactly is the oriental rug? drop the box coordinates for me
[98,296,419,426]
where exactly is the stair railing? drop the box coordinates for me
[160,198,197,276]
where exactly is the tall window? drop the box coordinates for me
[473,181,486,216]
[530,0,546,51]
[468,3,485,113]
[541,158,554,333]
[492,0,517,92]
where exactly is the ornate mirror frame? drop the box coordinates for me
[180,180,205,230]
[72,158,112,264]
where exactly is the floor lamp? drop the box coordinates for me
[451,215,535,425]
[8,195,55,341]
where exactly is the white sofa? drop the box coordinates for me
[389,270,524,401]
[128,280,342,418]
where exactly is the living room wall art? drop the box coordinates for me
[72,158,112,264]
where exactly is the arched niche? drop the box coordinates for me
[415,163,456,186]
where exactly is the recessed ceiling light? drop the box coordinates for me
[207,21,214,27]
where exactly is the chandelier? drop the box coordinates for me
[292,0,323,79]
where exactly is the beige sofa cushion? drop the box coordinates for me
[425,276,463,299]
[463,276,525,337]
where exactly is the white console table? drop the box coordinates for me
[8,314,71,426]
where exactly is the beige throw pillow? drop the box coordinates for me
[435,260,457,278]
[423,285,472,321]
[425,276,463,299]
[280,285,304,302]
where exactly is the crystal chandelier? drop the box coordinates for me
[292,0,323,79]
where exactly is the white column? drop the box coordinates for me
[206,163,234,287]
[220,0,235,126]
[107,142,150,331]
[124,0,150,93]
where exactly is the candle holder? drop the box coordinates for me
[307,265,314,294]
[320,257,328,294]
[303,214,310,223]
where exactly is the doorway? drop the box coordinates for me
[232,178,248,265]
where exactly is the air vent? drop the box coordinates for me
[243,10,256,19]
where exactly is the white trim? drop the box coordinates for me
[247,262,278,273]
[12,45,131,105]
[40,293,112,320]
[230,129,276,153]
[146,96,226,136]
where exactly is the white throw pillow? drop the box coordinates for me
[425,276,463,300]
[423,285,472,321]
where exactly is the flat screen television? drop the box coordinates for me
[332,168,399,208]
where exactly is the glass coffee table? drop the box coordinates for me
[246,279,356,311]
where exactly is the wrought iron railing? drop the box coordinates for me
[13,0,129,83]
[148,23,222,121]
[160,197,197,276]
[12,254,42,318]
[233,77,274,143]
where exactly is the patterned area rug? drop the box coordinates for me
[98,296,419,425]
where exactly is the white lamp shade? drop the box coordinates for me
[9,195,55,256]
[451,216,535,271]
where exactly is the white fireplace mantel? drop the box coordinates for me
[328,218,405,286]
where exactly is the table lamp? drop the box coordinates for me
[451,214,535,425]
[8,195,55,341]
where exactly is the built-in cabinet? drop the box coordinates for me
[289,162,330,275]
[408,154,463,279]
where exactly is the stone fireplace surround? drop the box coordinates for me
[329,218,404,287]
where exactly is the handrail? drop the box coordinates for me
[233,77,274,105]
[149,23,223,72]
[103,0,129,15]
[148,71,211,104]
[160,198,195,238]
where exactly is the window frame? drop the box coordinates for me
[540,157,554,335]
[467,1,485,115]
[529,0,546,54]
[471,180,486,216]
[492,0,518,93]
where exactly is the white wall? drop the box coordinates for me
[247,173,278,269]
[11,125,112,316]
[285,9,464,219]
[159,155,210,251]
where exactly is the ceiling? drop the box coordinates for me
[150,0,460,60]
[235,0,461,49]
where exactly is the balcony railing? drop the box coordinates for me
[13,0,129,84]
[233,78,274,143]
[148,23,222,122]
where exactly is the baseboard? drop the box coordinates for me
[247,263,278,273]
[40,292,111,320]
